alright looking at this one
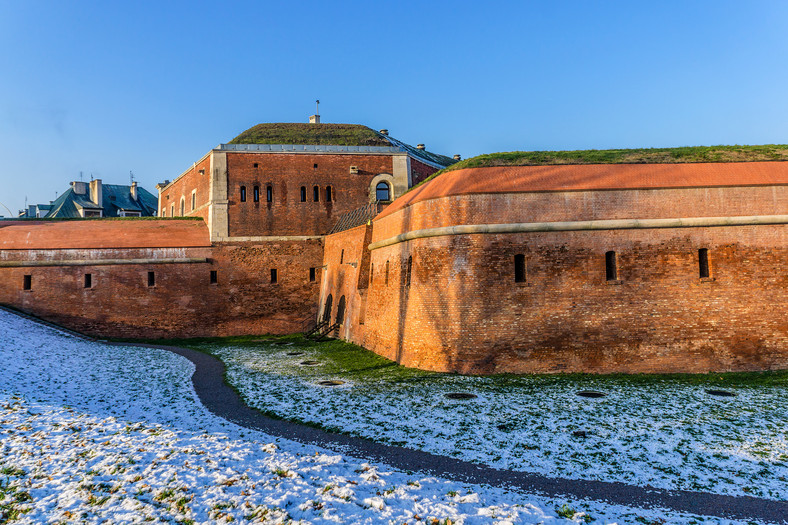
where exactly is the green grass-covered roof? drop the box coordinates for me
[411,144,788,191]
[228,123,392,147]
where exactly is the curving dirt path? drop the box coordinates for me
[124,342,788,524]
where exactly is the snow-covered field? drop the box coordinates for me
[0,311,763,524]
[214,341,788,501]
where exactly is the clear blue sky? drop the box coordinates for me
[1,0,787,215]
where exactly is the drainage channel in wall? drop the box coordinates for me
[444,392,477,400]
[706,389,736,398]
[576,390,606,399]
[317,380,345,387]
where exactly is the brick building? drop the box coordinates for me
[320,159,788,375]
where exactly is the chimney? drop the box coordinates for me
[453,154,462,161]
[89,179,103,207]
[379,129,389,136]
[416,144,425,150]
[130,181,138,201]
[71,181,87,195]
[309,114,321,124]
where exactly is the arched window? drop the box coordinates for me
[336,296,346,325]
[180,198,185,216]
[514,254,526,283]
[240,186,246,202]
[267,185,273,202]
[406,256,412,286]
[326,186,332,202]
[322,294,333,323]
[698,248,710,278]
[300,186,306,202]
[170,204,174,217]
[313,186,320,202]
[376,182,391,202]
[253,186,260,202]
[605,251,618,281]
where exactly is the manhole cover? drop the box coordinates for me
[300,360,320,366]
[318,380,345,386]
[576,390,606,398]
[706,389,736,397]
[286,352,304,356]
[445,392,477,400]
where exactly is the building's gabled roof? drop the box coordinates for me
[227,122,456,169]
[44,184,157,218]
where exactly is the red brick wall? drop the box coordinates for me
[356,189,788,375]
[319,224,372,345]
[159,155,212,223]
[410,157,439,186]
[0,221,323,339]
[225,152,393,236]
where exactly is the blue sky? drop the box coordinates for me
[1,0,787,215]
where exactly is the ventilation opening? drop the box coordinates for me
[253,186,260,202]
[23,275,31,291]
[253,163,259,168]
[699,248,710,279]
[147,271,155,287]
[240,186,246,202]
[406,256,412,287]
[270,268,278,284]
[84,273,92,289]
[370,263,374,284]
[300,186,306,202]
[313,163,318,169]
[340,249,344,264]
[605,251,618,281]
[210,270,218,284]
[385,260,389,285]
[514,254,526,283]
[266,186,273,203]
[309,267,316,282]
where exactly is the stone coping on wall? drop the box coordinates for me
[368,214,788,250]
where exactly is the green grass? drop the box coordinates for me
[228,123,391,147]
[408,143,788,193]
[125,332,788,389]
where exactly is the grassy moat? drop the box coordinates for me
[129,334,788,501]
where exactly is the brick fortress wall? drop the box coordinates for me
[354,185,788,374]
[0,220,322,339]
[159,155,212,222]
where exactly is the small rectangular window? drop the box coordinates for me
[253,186,260,203]
[605,251,618,281]
[266,186,273,203]
[23,275,31,290]
[300,186,306,202]
[370,263,374,284]
[340,249,344,264]
[309,267,316,282]
[191,192,196,210]
[253,163,259,168]
[240,186,246,202]
[406,256,412,287]
[313,186,319,202]
[148,271,155,287]
[84,273,92,289]
[326,186,332,202]
[699,248,710,279]
[514,254,526,283]
[210,270,218,284]
[385,260,389,285]
[270,268,278,284]
[313,163,318,169]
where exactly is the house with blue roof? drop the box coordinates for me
[40,179,158,218]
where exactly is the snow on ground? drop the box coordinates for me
[0,311,758,524]
[214,343,788,501]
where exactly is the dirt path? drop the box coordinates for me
[127,342,788,524]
